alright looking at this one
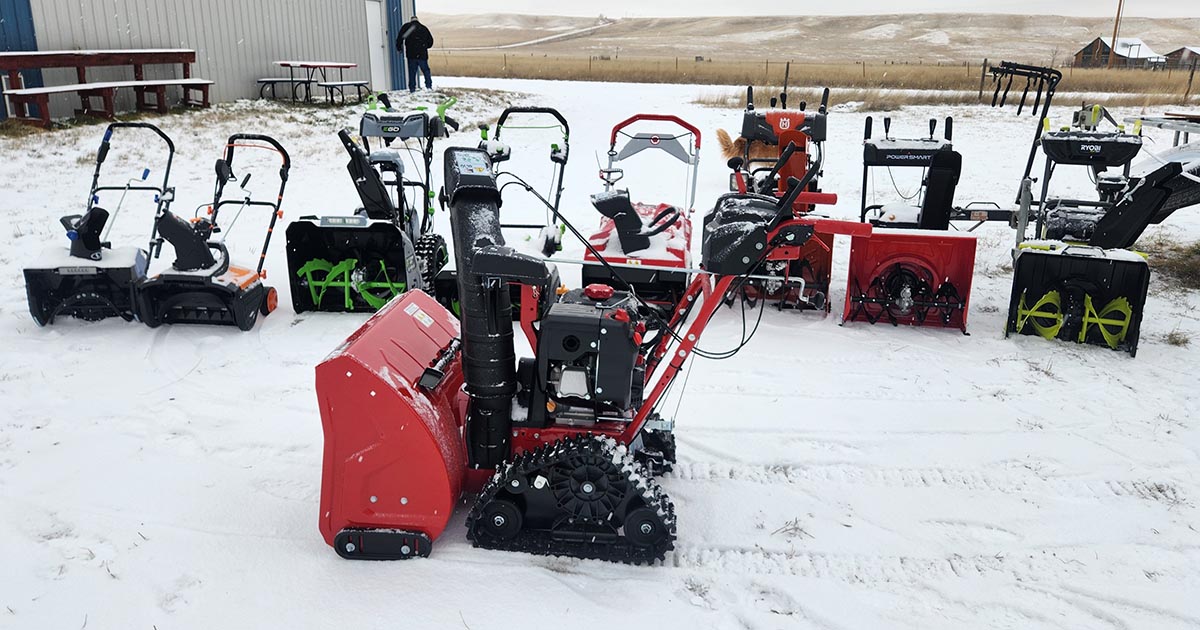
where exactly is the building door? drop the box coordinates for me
[365,0,390,91]
[0,0,43,120]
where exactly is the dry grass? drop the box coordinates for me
[1140,234,1200,290]
[0,118,42,138]
[1164,330,1191,347]
[694,85,1196,110]
[434,52,1200,100]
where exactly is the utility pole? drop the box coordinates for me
[1107,0,1125,69]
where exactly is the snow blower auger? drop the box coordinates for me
[137,134,291,331]
[24,122,174,326]
[581,114,701,309]
[286,99,458,313]
[720,86,854,310]
[316,146,825,564]
[480,106,570,258]
[843,116,976,333]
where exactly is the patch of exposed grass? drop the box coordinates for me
[1140,234,1200,290]
[1164,330,1191,347]
[0,119,41,138]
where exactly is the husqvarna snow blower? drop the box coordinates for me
[582,114,701,308]
[137,134,290,331]
[723,87,848,309]
[24,123,172,326]
[316,147,828,564]
[286,99,457,313]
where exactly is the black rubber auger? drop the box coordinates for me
[465,434,676,565]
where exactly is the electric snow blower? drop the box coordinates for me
[286,98,457,313]
[136,134,291,331]
[581,114,701,308]
[843,115,976,333]
[23,122,173,326]
[316,146,830,564]
[994,92,1183,355]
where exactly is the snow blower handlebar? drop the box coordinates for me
[87,123,177,256]
[209,134,292,275]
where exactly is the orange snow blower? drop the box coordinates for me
[317,146,836,563]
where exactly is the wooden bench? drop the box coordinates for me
[7,79,213,125]
[317,80,370,105]
[0,49,212,128]
[257,77,315,100]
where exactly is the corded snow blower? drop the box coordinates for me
[136,134,291,331]
[24,122,172,326]
[581,114,702,309]
[316,146,830,564]
[286,97,457,313]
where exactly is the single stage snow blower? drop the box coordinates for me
[287,98,457,313]
[844,116,976,333]
[316,147,833,564]
[581,114,701,308]
[24,123,173,326]
[136,134,291,331]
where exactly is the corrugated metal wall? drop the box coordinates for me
[26,0,378,117]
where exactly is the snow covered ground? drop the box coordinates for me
[2,77,1198,629]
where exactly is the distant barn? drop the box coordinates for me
[1165,46,1200,69]
[1074,37,1167,69]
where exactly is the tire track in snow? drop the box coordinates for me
[669,544,1200,587]
[669,462,1185,504]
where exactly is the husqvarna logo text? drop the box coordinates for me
[779,118,792,130]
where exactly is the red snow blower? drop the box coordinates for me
[843,116,976,333]
[725,87,851,309]
[582,114,701,308]
[317,146,828,564]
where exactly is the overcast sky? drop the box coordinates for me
[429,1,1191,18]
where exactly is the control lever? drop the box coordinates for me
[865,116,873,141]
[929,118,937,139]
[760,141,798,194]
[945,117,954,141]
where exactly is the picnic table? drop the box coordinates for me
[0,49,212,128]
[260,61,365,104]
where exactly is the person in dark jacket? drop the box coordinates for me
[397,15,434,92]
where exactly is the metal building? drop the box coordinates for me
[1,0,415,119]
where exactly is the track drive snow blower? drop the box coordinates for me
[582,114,701,308]
[24,123,171,326]
[843,116,976,333]
[137,134,291,331]
[287,99,457,313]
[316,147,831,564]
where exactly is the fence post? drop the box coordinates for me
[1188,60,1197,99]
[978,58,988,100]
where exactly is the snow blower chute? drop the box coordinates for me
[317,146,831,563]
[582,114,700,308]
[136,134,290,331]
[287,99,457,313]
[23,123,173,326]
